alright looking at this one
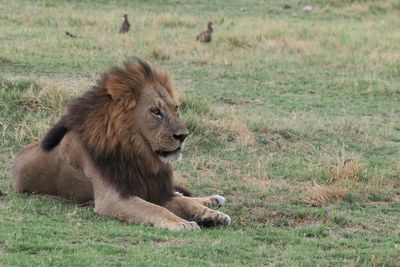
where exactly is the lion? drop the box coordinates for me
[12,59,231,231]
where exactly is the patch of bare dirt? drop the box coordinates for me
[392,180,400,189]
[240,204,321,228]
[116,237,140,246]
[266,211,320,228]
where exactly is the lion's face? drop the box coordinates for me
[134,84,188,163]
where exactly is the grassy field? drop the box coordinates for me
[1,0,400,266]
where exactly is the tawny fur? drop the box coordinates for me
[12,59,231,231]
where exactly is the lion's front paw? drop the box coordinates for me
[161,218,200,231]
[204,195,226,208]
[193,208,231,227]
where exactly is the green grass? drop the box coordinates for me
[1,0,400,266]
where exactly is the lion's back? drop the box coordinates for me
[12,133,94,202]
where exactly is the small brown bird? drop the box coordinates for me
[119,14,130,34]
[65,31,79,38]
[196,21,213,43]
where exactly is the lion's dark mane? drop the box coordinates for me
[41,59,181,204]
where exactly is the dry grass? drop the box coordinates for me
[17,78,84,114]
[186,104,256,147]
[1,1,400,265]
[151,46,170,60]
[328,158,365,182]
[303,182,348,206]
[210,107,256,146]
[0,77,88,147]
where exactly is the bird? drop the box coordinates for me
[119,14,130,34]
[323,207,330,223]
[65,31,79,38]
[196,21,213,43]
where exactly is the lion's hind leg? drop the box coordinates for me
[191,195,226,209]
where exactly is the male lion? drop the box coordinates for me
[12,59,231,231]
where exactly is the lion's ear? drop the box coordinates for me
[105,74,136,109]
[106,74,132,98]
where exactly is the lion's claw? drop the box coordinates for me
[204,195,226,208]
[181,221,201,231]
[211,195,225,208]
[193,209,231,226]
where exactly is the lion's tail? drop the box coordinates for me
[42,118,69,151]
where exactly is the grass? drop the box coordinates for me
[1,0,400,266]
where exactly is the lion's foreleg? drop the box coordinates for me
[73,136,200,231]
[94,192,200,231]
[163,196,231,227]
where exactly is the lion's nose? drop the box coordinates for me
[173,133,188,143]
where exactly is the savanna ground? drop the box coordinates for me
[0,0,400,266]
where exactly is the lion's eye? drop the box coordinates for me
[151,108,163,118]
[175,106,179,113]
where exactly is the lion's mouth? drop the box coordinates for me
[155,147,181,157]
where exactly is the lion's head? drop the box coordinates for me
[131,74,189,163]
[61,59,187,201]
[67,59,188,163]
[105,59,189,163]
